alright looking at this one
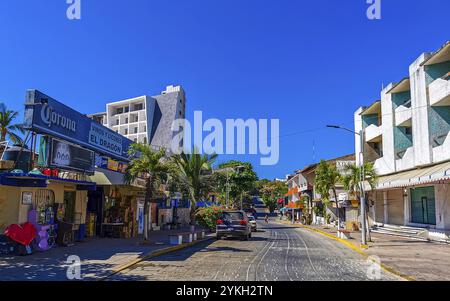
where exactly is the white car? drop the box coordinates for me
[248,215,257,232]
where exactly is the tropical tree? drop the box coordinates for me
[124,144,172,241]
[315,160,342,228]
[257,179,288,212]
[216,161,258,209]
[0,104,24,143]
[171,148,218,226]
[342,162,378,240]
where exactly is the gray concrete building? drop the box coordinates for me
[88,85,186,152]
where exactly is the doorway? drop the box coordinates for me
[410,186,436,225]
[64,191,76,223]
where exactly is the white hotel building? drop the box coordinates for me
[89,85,186,150]
[354,42,450,240]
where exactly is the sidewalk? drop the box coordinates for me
[0,227,211,281]
[284,221,450,281]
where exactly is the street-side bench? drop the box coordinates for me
[169,230,206,245]
[337,229,352,240]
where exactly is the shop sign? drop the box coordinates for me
[24,90,132,161]
[21,192,33,205]
[49,138,95,174]
[95,155,128,174]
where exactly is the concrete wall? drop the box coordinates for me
[435,184,450,231]
[410,53,434,167]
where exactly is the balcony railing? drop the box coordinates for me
[429,76,450,106]
[365,124,382,142]
[395,104,412,127]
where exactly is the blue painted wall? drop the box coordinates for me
[428,106,450,145]
[394,126,413,153]
[425,61,450,85]
[392,91,411,109]
[362,114,380,128]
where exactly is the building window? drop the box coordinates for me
[124,129,128,135]
[125,107,129,113]
[134,104,143,111]
[116,108,123,115]
[134,127,138,134]
[125,117,128,124]
[405,127,413,136]
[143,126,146,132]
[134,138,137,143]
[116,119,119,126]
[143,137,147,144]
[135,116,139,122]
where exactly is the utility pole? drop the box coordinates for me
[327,125,368,245]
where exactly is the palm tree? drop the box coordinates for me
[171,148,218,226]
[315,160,342,228]
[0,104,24,143]
[342,162,378,240]
[124,143,172,241]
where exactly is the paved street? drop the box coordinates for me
[108,219,399,281]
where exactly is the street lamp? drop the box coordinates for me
[326,125,368,245]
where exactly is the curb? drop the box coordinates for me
[278,221,415,281]
[99,235,215,280]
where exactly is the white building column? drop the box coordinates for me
[383,191,388,224]
[403,188,410,226]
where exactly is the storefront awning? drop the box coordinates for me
[376,161,450,190]
[89,168,145,188]
[0,172,96,190]
[285,187,299,196]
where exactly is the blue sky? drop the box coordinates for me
[1,0,449,180]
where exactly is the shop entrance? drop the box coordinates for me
[410,186,436,225]
[64,191,76,223]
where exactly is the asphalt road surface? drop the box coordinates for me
[109,219,399,281]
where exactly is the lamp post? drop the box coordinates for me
[326,125,367,245]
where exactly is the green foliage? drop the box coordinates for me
[315,160,341,202]
[171,147,218,224]
[341,162,378,199]
[195,206,224,231]
[257,179,288,212]
[0,104,24,143]
[216,160,259,207]
[124,143,173,240]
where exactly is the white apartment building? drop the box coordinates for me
[354,42,450,239]
[89,85,186,150]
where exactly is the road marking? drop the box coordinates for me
[254,231,278,281]
[245,227,273,281]
[284,232,293,281]
[295,230,325,280]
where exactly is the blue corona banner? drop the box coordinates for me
[24,90,132,161]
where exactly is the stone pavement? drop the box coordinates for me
[288,222,450,281]
[0,227,208,281]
